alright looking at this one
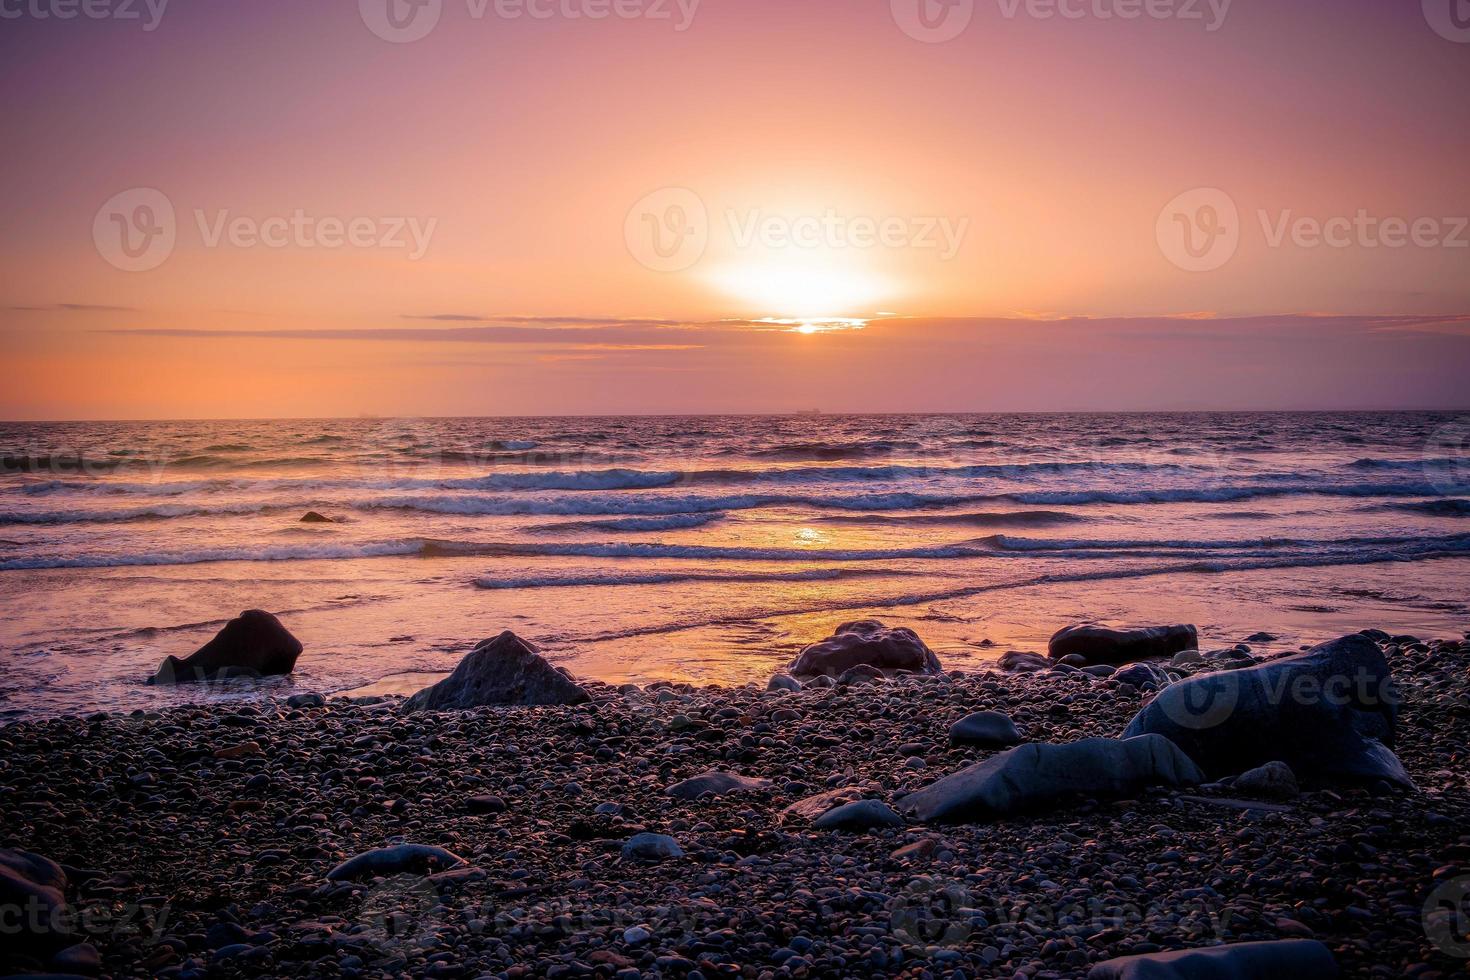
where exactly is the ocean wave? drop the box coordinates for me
[1372,498,1470,516]
[529,513,727,533]
[474,567,886,590]
[0,540,424,571]
[813,509,1089,528]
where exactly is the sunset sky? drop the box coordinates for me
[2,0,1467,419]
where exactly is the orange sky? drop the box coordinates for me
[2,0,1468,418]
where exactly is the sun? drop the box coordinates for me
[704,256,891,320]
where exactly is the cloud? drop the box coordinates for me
[7,303,139,313]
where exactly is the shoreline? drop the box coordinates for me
[2,625,1467,977]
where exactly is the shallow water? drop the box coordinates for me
[1,412,1467,719]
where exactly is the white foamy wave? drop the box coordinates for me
[474,567,878,590]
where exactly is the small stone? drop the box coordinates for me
[621,833,683,862]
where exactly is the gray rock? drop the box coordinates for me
[1233,761,1300,800]
[766,674,802,692]
[404,632,589,710]
[149,609,303,685]
[665,770,772,800]
[285,693,325,709]
[898,735,1203,823]
[788,620,942,678]
[811,799,905,831]
[621,833,683,862]
[1049,623,1198,666]
[948,711,1021,747]
[1122,634,1412,789]
[1087,939,1339,979]
[326,844,465,881]
[1245,632,1280,643]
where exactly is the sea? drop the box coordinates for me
[1,412,1467,720]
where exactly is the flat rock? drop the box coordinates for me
[788,620,942,678]
[665,770,772,800]
[810,799,905,831]
[1049,623,1198,666]
[326,844,465,881]
[779,787,869,825]
[1123,634,1413,789]
[948,710,1022,747]
[898,735,1203,823]
[149,610,303,685]
[1087,939,1339,979]
[404,632,590,710]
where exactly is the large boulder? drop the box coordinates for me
[1122,634,1411,789]
[0,849,76,965]
[788,620,942,678]
[326,844,465,881]
[148,610,302,685]
[404,632,590,710]
[1049,623,1197,666]
[898,735,1203,823]
[1088,939,1339,979]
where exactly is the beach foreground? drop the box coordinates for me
[2,628,1468,979]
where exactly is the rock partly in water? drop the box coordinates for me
[766,674,802,693]
[404,631,590,711]
[1122,634,1412,789]
[621,833,683,862]
[299,511,335,523]
[948,710,1022,747]
[326,844,466,881]
[1087,939,1339,979]
[1233,761,1300,800]
[148,610,303,685]
[788,620,942,678]
[665,770,772,800]
[898,735,1203,823]
[1049,623,1198,666]
[810,799,905,832]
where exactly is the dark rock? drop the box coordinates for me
[810,799,904,831]
[1245,632,1279,643]
[788,620,941,678]
[836,664,886,686]
[404,632,590,710]
[1113,662,1173,691]
[1049,623,1197,665]
[0,849,73,957]
[1087,939,1339,979]
[948,711,1021,747]
[1122,634,1412,789]
[466,795,507,814]
[1233,761,1300,800]
[299,511,335,523]
[997,650,1050,673]
[766,674,802,692]
[898,735,1203,822]
[326,844,465,881]
[665,770,771,800]
[148,610,302,685]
